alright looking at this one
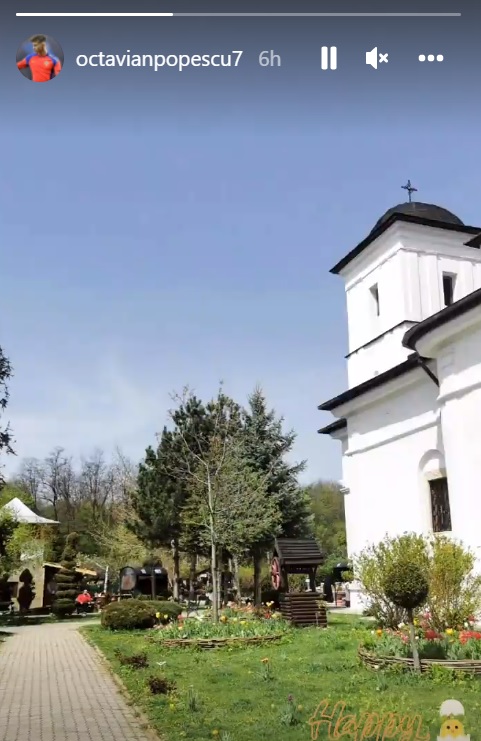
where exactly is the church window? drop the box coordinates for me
[429,476,452,532]
[370,283,380,316]
[442,273,456,307]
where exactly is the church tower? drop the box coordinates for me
[331,183,481,388]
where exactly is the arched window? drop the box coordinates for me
[419,450,452,533]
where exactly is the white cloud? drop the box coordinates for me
[2,358,168,475]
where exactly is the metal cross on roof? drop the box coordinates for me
[401,179,418,203]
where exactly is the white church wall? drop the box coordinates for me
[341,223,481,388]
[340,373,441,561]
[432,321,481,567]
[399,223,481,319]
[347,323,414,387]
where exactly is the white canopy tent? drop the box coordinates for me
[1,497,59,525]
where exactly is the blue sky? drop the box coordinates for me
[2,16,480,483]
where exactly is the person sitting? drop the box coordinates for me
[75,589,93,615]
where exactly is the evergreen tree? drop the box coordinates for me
[44,529,66,563]
[52,532,80,618]
[129,436,178,597]
[242,387,312,602]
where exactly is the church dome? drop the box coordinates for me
[372,201,464,232]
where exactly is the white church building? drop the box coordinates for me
[318,188,481,611]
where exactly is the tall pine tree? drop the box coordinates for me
[242,387,312,602]
[129,433,178,597]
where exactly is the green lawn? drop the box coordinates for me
[85,615,481,741]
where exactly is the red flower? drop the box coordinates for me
[424,629,440,640]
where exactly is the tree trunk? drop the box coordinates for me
[211,539,219,622]
[188,552,196,604]
[172,539,180,601]
[151,552,157,599]
[232,556,240,601]
[407,609,421,671]
[253,549,262,606]
[221,550,229,605]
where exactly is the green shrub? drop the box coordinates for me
[426,536,481,631]
[356,532,481,631]
[355,533,429,628]
[383,561,429,611]
[101,599,157,630]
[149,600,182,620]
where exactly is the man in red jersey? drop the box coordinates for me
[17,35,62,82]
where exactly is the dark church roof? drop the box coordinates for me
[371,202,464,232]
[331,205,480,275]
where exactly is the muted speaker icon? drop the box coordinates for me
[366,47,388,69]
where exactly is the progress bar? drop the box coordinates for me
[16,12,461,17]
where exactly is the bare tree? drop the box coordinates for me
[77,450,115,519]
[112,446,138,504]
[16,458,44,507]
[43,447,76,520]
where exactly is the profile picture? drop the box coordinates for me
[16,34,63,82]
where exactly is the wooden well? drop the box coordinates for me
[271,538,326,628]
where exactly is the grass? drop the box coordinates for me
[85,614,481,741]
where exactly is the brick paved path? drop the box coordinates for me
[0,622,156,741]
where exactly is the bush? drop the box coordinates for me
[383,561,429,611]
[150,600,182,620]
[426,536,481,631]
[355,533,429,628]
[356,533,481,631]
[101,599,157,630]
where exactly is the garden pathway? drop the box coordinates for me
[0,621,156,741]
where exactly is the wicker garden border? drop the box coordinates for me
[358,647,481,674]
[155,634,285,650]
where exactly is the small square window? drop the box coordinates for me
[370,284,380,316]
[442,274,455,307]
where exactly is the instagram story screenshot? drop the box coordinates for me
[2,1,481,740]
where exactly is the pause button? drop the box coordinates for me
[321,46,337,70]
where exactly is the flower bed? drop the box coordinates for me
[152,603,290,645]
[359,619,481,672]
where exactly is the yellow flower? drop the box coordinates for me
[169,703,175,710]
[261,657,269,664]
[155,612,161,619]
[240,620,247,625]
[446,628,454,635]
[220,615,227,623]
[232,617,238,622]
[297,705,304,711]
[163,614,169,620]
[212,731,219,737]
[413,618,419,626]
[376,629,383,636]
[271,703,276,709]
[178,626,183,630]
